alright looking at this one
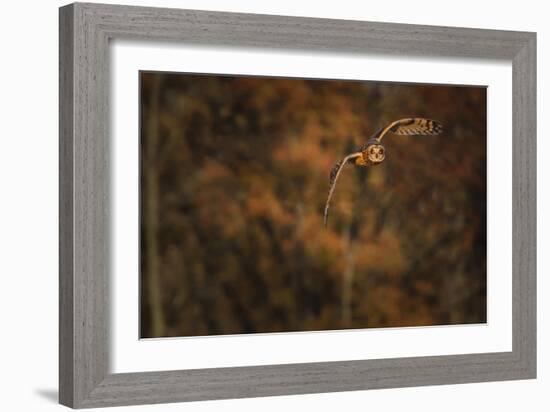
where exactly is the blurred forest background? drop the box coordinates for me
[139,72,487,338]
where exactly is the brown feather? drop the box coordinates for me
[324,152,362,227]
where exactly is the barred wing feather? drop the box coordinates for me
[377,118,443,141]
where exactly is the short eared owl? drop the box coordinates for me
[324,117,443,227]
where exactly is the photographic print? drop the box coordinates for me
[139,72,487,338]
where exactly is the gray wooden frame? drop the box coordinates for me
[59,2,536,408]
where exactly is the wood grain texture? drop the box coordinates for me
[59,2,537,408]
[60,3,110,407]
[512,35,537,374]
[59,4,75,406]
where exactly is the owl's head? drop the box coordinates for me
[363,142,386,165]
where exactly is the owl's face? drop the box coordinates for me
[364,144,386,164]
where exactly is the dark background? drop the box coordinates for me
[139,72,487,338]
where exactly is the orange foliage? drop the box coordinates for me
[140,72,487,338]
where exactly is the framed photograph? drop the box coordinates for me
[59,2,536,408]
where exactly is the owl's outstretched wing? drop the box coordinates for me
[324,152,362,227]
[374,118,443,142]
[325,118,442,227]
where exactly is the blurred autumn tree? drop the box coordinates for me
[140,72,486,338]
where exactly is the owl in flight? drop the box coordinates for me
[324,117,443,227]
